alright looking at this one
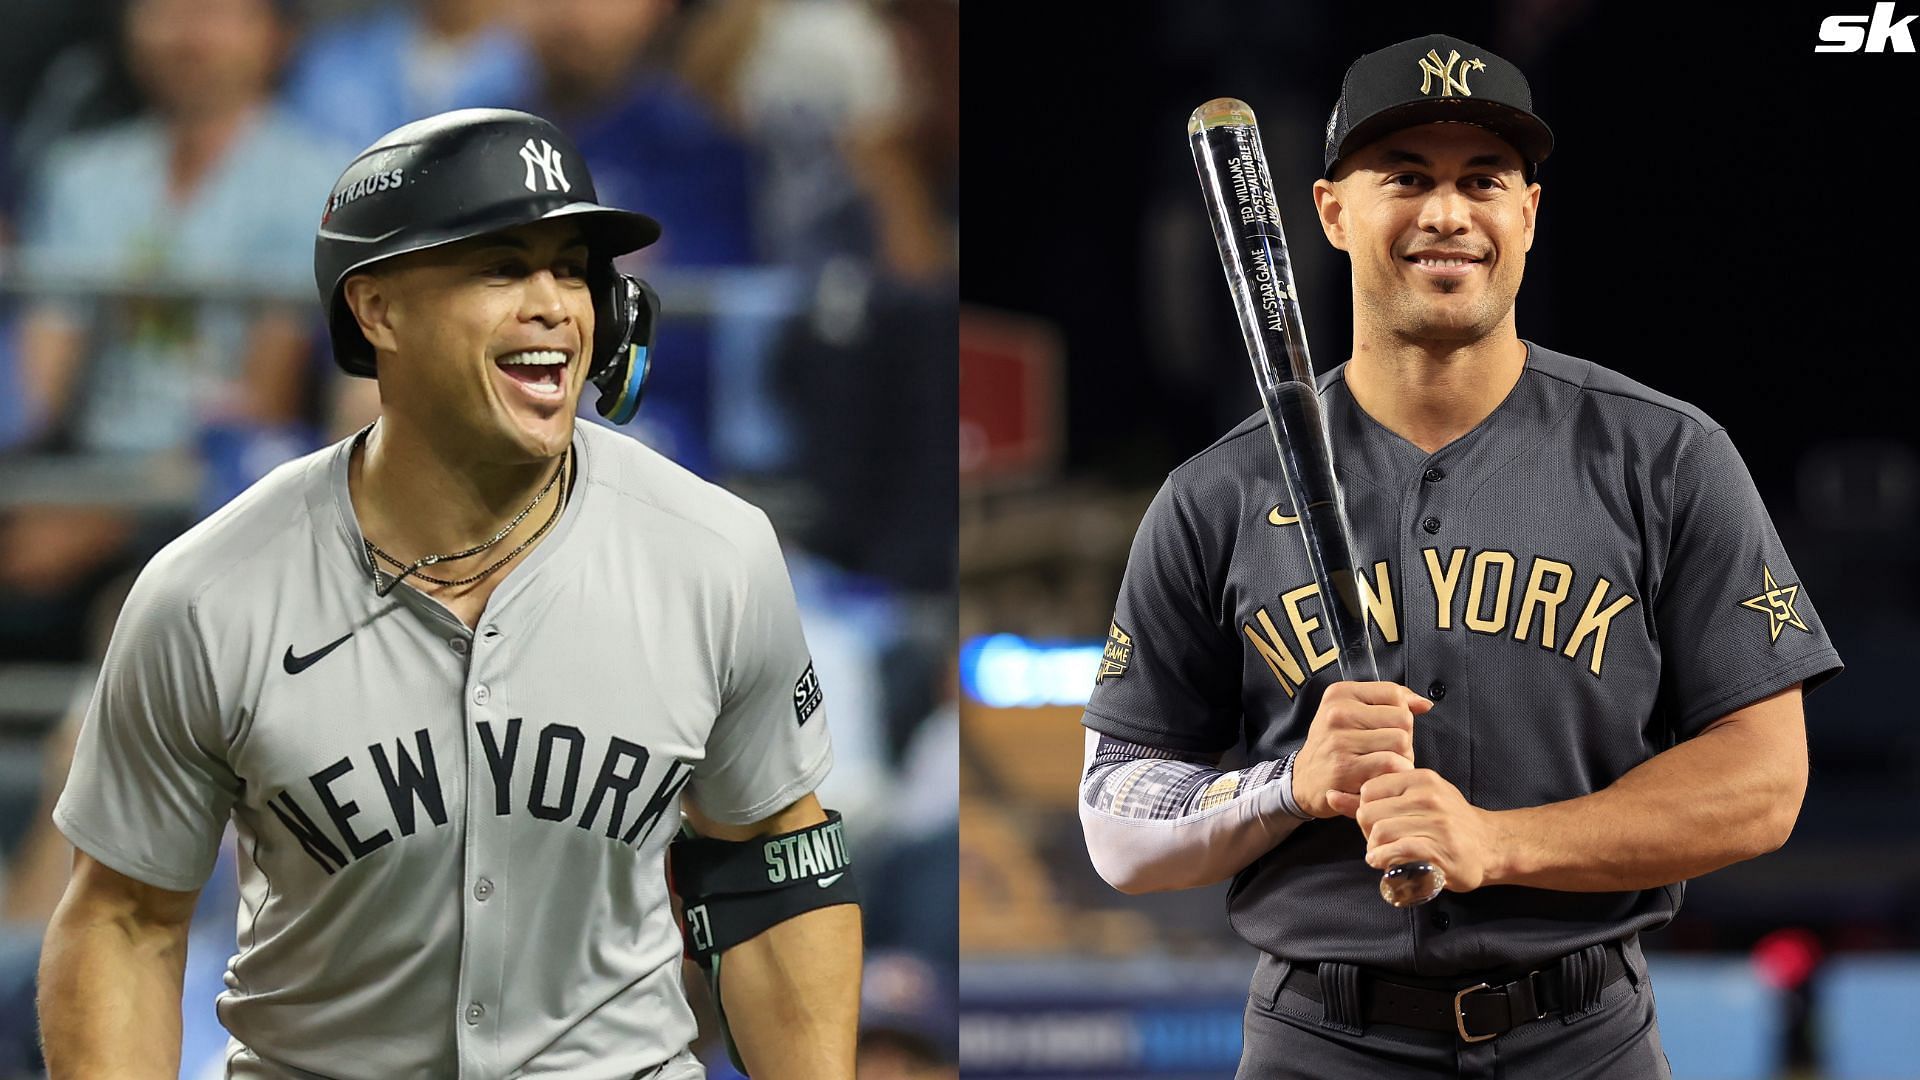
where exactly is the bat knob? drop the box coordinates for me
[1380,861,1445,908]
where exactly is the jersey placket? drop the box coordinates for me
[456,614,510,1078]
[362,581,504,1077]
[1400,450,1469,967]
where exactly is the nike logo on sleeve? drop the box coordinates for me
[283,632,355,675]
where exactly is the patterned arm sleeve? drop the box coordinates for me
[1078,730,1311,894]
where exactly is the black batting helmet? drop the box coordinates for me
[314,108,662,424]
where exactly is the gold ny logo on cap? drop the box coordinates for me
[1417,49,1487,98]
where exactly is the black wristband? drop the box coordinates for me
[672,809,859,965]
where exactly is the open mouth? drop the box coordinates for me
[1404,253,1485,278]
[494,349,570,400]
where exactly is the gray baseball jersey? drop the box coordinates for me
[54,420,833,1079]
[1084,343,1841,976]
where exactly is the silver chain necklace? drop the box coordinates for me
[361,435,571,598]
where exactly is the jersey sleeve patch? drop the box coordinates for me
[792,663,824,726]
[1098,620,1134,684]
[1738,564,1811,644]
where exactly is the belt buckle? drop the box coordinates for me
[1453,982,1498,1043]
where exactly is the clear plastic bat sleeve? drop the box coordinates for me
[1187,97,1442,908]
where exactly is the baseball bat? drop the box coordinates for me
[1187,97,1443,909]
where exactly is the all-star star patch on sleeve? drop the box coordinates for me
[1654,425,1843,739]
[1083,477,1243,755]
[689,508,834,826]
[52,565,240,893]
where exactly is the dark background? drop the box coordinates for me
[967,3,1914,491]
[960,0,1920,996]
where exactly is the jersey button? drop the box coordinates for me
[1423,467,1445,483]
[473,684,491,705]
[449,638,468,656]
[1430,908,1451,930]
[1421,516,1442,534]
[465,1002,485,1025]
[1427,681,1447,700]
[474,878,493,901]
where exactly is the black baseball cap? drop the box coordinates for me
[1324,34,1553,179]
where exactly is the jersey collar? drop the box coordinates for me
[311,423,595,615]
[1321,341,1563,485]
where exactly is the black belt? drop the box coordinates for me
[1276,940,1630,1043]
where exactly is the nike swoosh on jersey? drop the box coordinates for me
[1268,506,1301,527]
[817,873,846,889]
[283,632,355,675]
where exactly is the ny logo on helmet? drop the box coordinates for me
[519,138,572,193]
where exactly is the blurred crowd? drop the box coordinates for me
[0,0,956,1076]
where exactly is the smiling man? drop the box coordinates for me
[38,109,860,1080]
[1078,35,1842,1078]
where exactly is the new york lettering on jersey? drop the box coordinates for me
[262,721,694,875]
[1237,544,1639,699]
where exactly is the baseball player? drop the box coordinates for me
[1079,35,1842,1079]
[37,109,861,1080]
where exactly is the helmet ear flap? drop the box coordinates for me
[329,292,379,378]
[589,271,659,425]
